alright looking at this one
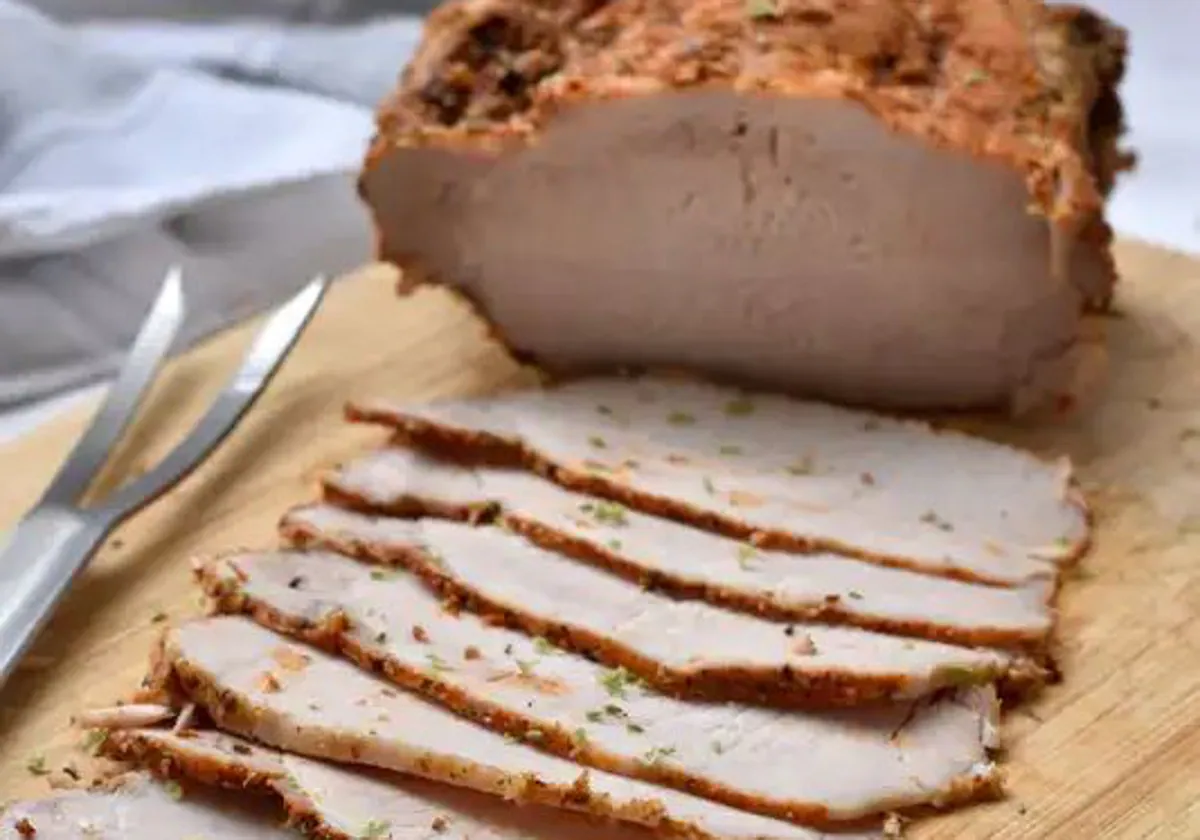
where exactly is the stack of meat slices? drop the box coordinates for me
[4,377,1090,840]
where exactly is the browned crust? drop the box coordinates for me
[368,0,1133,233]
[102,730,349,840]
[192,572,1002,828]
[140,642,748,839]
[321,475,1051,656]
[280,504,1008,708]
[342,403,1093,588]
[104,731,697,840]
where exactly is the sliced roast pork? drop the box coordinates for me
[280,502,1022,705]
[105,727,875,840]
[348,376,1090,585]
[187,585,1001,824]
[103,729,645,840]
[323,446,1055,651]
[363,0,1131,414]
[149,623,884,838]
[0,774,287,840]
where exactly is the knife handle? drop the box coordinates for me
[0,509,105,690]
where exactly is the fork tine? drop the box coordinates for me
[97,276,329,522]
[39,266,186,507]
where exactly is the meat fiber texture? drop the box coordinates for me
[346,376,1090,587]
[321,445,1056,652]
[361,0,1133,414]
[0,773,288,840]
[181,598,999,825]
[279,502,1025,707]
[102,728,722,840]
[142,623,879,840]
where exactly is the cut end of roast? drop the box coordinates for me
[361,0,1132,414]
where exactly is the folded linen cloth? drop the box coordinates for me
[0,0,424,407]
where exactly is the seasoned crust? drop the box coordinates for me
[169,604,1004,829]
[102,730,665,840]
[279,504,1030,707]
[317,447,1058,655]
[366,0,1131,235]
[342,397,1092,587]
[157,617,929,833]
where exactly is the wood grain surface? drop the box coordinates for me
[1,244,1197,838]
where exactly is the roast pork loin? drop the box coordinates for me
[182,598,1000,824]
[279,502,1028,705]
[346,376,1090,586]
[361,0,1132,413]
[321,446,1056,652]
[103,729,682,840]
[105,727,873,840]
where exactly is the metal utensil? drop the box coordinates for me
[0,268,328,689]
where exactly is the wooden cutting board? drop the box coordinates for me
[1,243,1197,838]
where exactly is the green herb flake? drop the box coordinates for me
[641,746,678,766]
[598,666,640,699]
[533,637,557,656]
[626,723,646,734]
[573,728,589,746]
[586,710,605,723]
[596,405,613,416]
[26,755,49,776]
[588,435,607,449]
[847,590,864,600]
[667,411,696,426]
[359,818,392,838]
[702,476,716,495]
[938,665,986,688]
[736,544,758,570]
[711,741,726,755]
[718,444,743,456]
[606,538,623,551]
[724,397,756,416]
[425,654,451,674]
[164,780,184,801]
[81,729,107,755]
[515,658,538,677]
[580,500,629,527]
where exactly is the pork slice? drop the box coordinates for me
[280,502,1022,706]
[347,376,1089,585]
[192,561,1001,825]
[323,446,1056,651]
[155,619,883,837]
[0,773,286,840]
[105,728,726,840]
[363,1,1131,415]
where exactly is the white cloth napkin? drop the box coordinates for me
[0,0,423,409]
